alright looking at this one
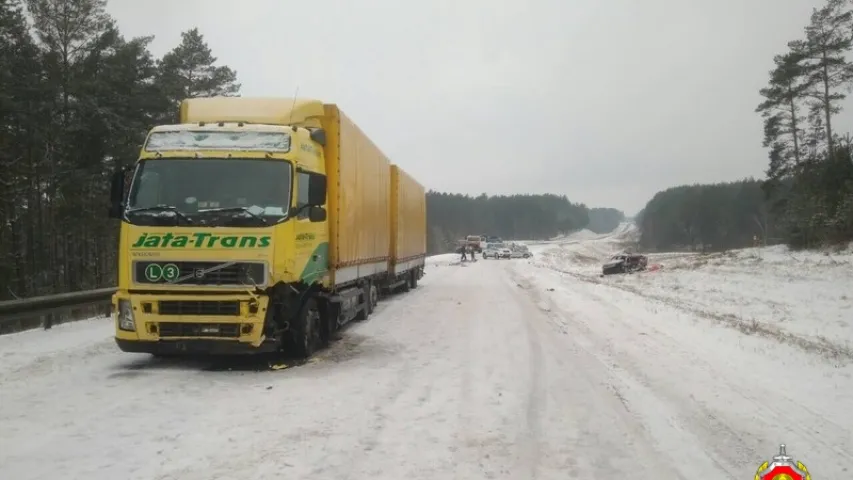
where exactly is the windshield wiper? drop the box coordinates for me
[197,206,269,225]
[125,205,193,224]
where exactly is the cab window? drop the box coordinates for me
[296,171,311,219]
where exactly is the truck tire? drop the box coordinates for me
[291,297,322,359]
[367,282,378,314]
[410,270,418,289]
[354,284,371,321]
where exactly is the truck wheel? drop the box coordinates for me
[401,275,411,292]
[368,283,378,314]
[354,284,370,321]
[291,297,322,359]
[410,270,418,289]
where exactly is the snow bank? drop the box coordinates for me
[551,228,598,241]
[426,253,461,267]
[0,316,114,381]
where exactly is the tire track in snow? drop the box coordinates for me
[552,269,853,467]
[506,272,692,478]
[313,265,468,479]
[509,262,853,477]
[448,261,547,479]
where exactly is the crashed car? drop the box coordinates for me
[602,253,648,275]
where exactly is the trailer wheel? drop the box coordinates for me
[355,283,376,321]
[410,270,418,289]
[367,283,378,314]
[291,297,322,359]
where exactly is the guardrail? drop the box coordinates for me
[0,287,116,334]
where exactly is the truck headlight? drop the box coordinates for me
[117,299,135,331]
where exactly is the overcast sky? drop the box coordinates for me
[106,0,851,214]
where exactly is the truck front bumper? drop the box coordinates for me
[112,291,272,355]
[115,337,280,355]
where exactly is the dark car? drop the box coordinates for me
[602,253,648,275]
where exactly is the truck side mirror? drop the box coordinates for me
[308,174,327,206]
[309,128,326,146]
[308,206,326,222]
[108,167,128,218]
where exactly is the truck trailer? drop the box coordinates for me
[107,97,426,358]
[389,165,427,290]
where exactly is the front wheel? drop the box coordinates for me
[291,297,323,359]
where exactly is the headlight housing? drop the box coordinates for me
[117,299,135,331]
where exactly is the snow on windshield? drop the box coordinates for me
[145,130,291,152]
[197,205,286,216]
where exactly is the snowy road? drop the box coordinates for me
[2,251,853,479]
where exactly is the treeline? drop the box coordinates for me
[426,192,590,253]
[587,208,626,234]
[638,179,771,251]
[0,0,240,301]
[639,0,853,251]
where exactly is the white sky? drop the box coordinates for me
[106,0,853,214]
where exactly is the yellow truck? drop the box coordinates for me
[107,97,426,358]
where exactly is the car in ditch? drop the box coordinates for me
[602,253,648,275]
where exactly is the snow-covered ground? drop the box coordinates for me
[532,224,853,355]
[1,229,852,479]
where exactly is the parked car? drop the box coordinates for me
[497,247,512,259]
[602,253,648,275]
[510,245,532,258]
[482,244,500,259]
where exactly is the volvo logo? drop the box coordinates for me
[168,261,236,284]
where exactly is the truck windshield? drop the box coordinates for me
[125,158,292,227]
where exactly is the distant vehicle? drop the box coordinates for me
[497,247,512,259]
[510,245,531,259]
[602,253,648,275]
[466,235,484,253]
[482,244,499,259]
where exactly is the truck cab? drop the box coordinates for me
[110,115,329,357]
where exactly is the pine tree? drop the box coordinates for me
[756,52,809,179]
[157,27,241,112]
[0,3,243,300]
[789,0,853,156]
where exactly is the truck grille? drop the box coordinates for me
[134,261,266,286]
[158,322,240,338]
[158,300,240,316]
